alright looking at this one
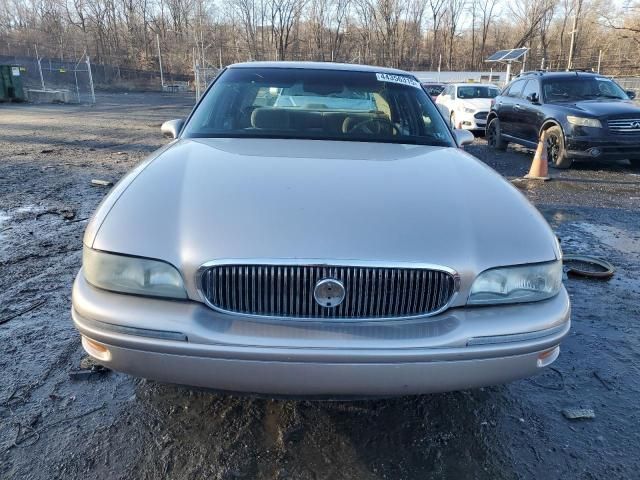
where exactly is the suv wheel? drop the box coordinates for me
[545,126,572,169]
[486,118,507,151]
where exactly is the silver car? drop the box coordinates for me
[72,62,570,397]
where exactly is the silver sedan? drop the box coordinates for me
[72,62,570,397]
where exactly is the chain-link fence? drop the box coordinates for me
[194,62,220,101]
[0,50,194,103]
[0,53,95,103]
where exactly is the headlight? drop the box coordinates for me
[83,247,187,299]
[567,116,602,128]
[462,107,475,113]
[468,260,562,305]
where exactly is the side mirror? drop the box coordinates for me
[454,129,474,146]
[161,119,185,139]
[626,90,636,100]
[526,92,539,104]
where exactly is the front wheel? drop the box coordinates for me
[544,126,572,169]
[486,117,508,151]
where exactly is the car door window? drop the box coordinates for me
[522,80,540,102]
[506,80,526,98]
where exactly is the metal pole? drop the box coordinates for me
[567,0,583,71]
[505,62,512,83]
[437,54,442,82]
[597,50,602,74]
[219,48,222,69]
[200,31,205,69]
[194,47,200,101]
[541,57,545,70]
[567,28,577,70]
[35,44,45,90]
[567,23,578,70]
[156,33,164,89]
[74,70,80,102]
[193,48,198,100]
[86,55,96,104]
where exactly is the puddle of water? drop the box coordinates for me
[14,205,44,214]
[573,222,640,255]
[543,209,579,226]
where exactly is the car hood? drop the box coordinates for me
[555,99,640,117]
[461,98,492,111]
[88,138,559,300]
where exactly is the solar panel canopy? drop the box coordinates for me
[486,50,511,62]
[486,48,529,62]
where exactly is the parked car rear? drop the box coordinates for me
[486,71,640,169]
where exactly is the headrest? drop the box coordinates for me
[251,108,290,129]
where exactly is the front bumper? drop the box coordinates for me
[72,274,571,396]
[456,111,487,131]
[566,135,640,160]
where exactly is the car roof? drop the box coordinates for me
[516,71,608,81]
[227,61,412,76]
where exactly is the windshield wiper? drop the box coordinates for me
[584,93,624,99]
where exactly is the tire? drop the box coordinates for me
[544,126,572,169]
[486,117,508,151]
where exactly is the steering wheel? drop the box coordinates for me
[346,117,399,135]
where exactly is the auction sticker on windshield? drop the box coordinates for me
[376,73,421,89]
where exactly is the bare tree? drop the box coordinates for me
[270,0,306,60]
[427,0,446,67]
[1,0,640,81]
[442,0,466,69]
[476,0,500,66]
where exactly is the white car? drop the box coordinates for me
[436,83,501,131]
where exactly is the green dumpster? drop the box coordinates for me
[0,65,26,102]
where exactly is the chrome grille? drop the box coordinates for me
[199,263,457,319]
[607,118,640,134]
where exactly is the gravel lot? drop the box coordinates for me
[1,93,639,480]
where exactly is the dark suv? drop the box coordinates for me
[486,71,640,168]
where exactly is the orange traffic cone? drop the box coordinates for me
[524,131,551,180]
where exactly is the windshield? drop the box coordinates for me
[543,77,628,102]
[183,68,455,147]
[456,86,500,99]
[423,84,445,96]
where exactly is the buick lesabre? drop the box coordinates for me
[72,62,570,397]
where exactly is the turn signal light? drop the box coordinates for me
[81,336,112,362]
[537,346,560,368]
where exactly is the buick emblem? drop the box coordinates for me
[313,278,346,308]
[632,121,640,129]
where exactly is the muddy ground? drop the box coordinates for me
[1,93,639,480]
